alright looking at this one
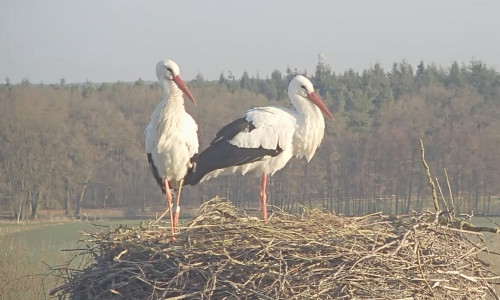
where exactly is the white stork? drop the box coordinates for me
[184,75,333,220]
[145,59,198,234]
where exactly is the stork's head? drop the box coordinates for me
[289,75,333,120]
[156,59,196,105]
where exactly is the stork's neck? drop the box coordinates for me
[160,79,185,108]
[290,94,326,161]
[291,94,325,127]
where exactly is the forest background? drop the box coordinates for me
[1,58,499,221]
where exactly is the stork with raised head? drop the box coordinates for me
[184,75,333,220]
[145,59,198,235]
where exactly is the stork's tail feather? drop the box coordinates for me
[184,153,204,186]
[183,147,221,186]
[184,171,201,186]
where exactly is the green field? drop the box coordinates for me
[0,219,144,300]
[1,217,499,299]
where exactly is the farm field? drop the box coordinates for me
[1,216,499,299]
[0,219,145,299]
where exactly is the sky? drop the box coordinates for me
[1,0,499,84]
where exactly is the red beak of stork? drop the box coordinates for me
[173,75,197,106]
[307,92,334,121]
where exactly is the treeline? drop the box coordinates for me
[1,58,499,220]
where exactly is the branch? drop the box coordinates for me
[439,218,500,233]
[443,168,455,215]
[419,139,440,213]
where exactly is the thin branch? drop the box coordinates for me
[419,139,440,213]
[444,168,455,217]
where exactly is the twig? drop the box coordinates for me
[416,242,436,300]
[435,178,451,217]
[443,168,455,218]
[419,139,440,213]
[49,196,498,299]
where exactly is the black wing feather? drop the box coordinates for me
[147,153,166,194]
[210,117,256,145]
[184,118,282,186]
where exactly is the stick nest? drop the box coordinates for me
[51,197,499,299]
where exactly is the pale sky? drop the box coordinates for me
[1,0,499,84]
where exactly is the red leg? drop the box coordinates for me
[260,174,268,221]
[164,180,175,238]
[173,179,183,228]
[151,180,175,241]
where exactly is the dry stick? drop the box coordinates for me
[444,168,455,218]
[487,283,500,300]
[152,205,171,226]
[50,198,500,299]
[419,139,440,213]
[484,215,500,228]
[416,242,437,300]
[459,223,500,234]
[435,178,451,217]
[162,291,203,300]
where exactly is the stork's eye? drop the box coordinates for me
[166,67,174,74]
[300,85,307,93]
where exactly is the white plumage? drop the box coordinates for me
[145,59,198,232]
[185,75,333,220]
